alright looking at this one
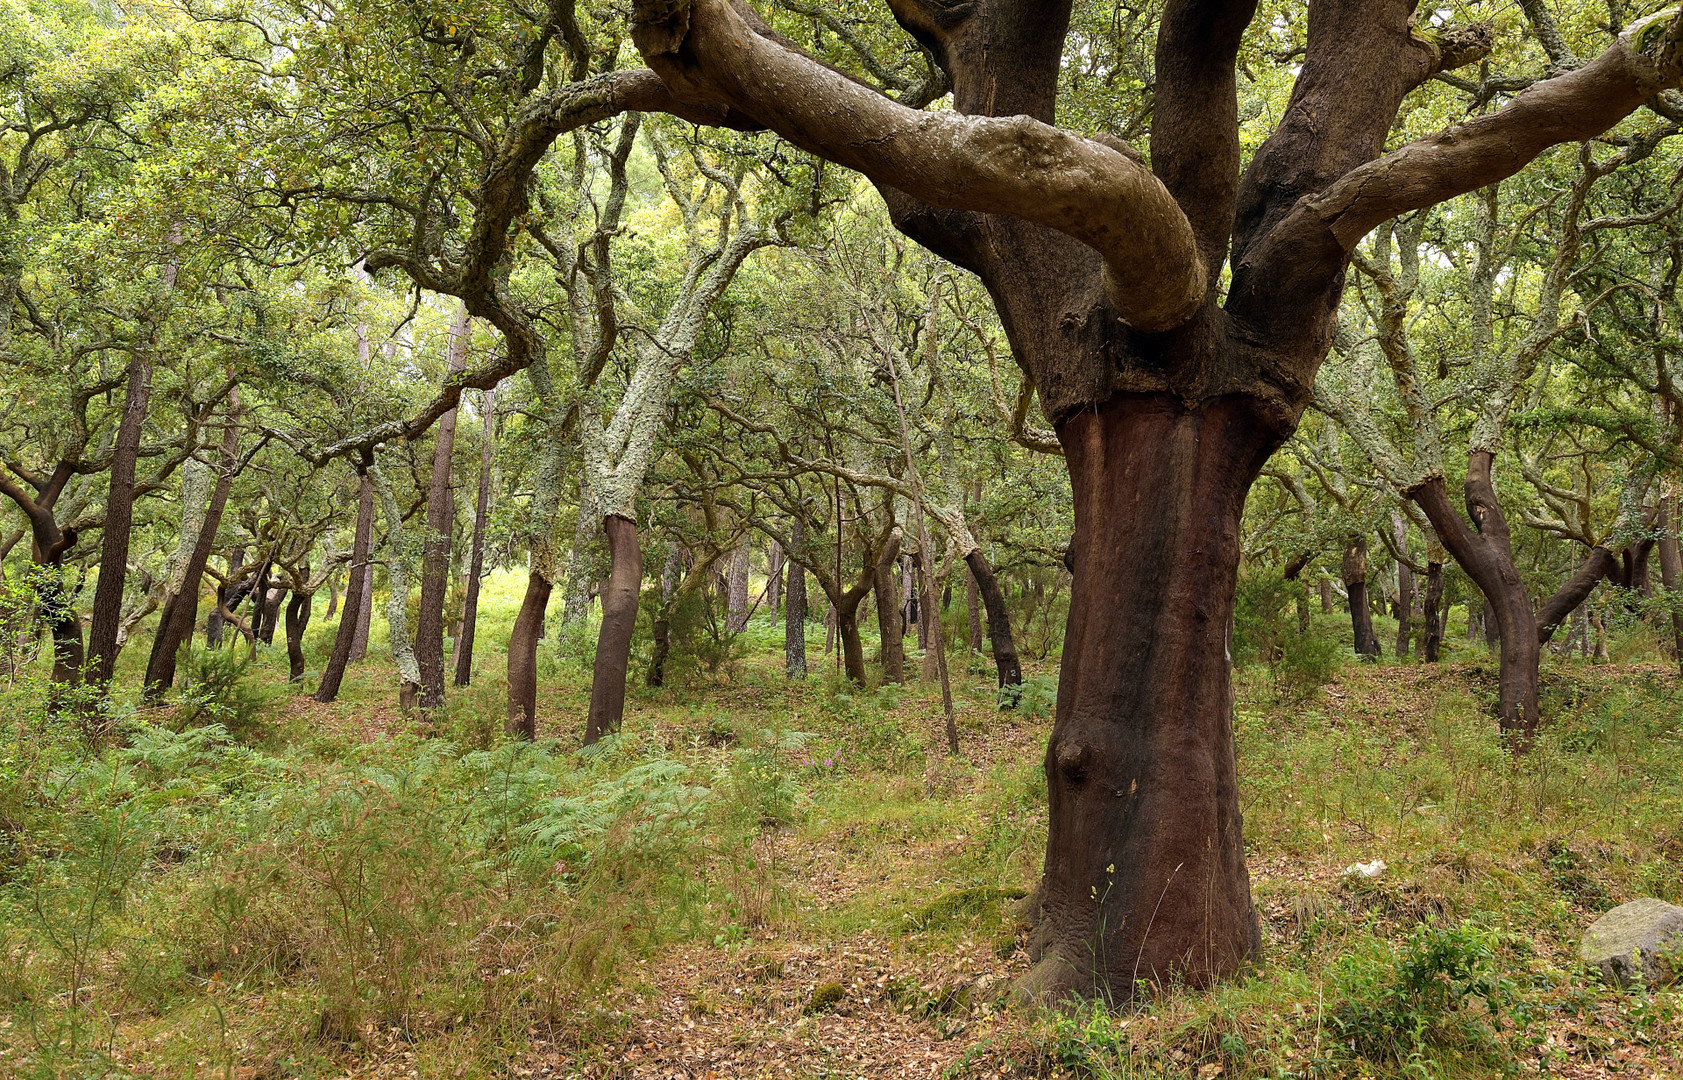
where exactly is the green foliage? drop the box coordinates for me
[1234,573,1340,700]
[172,647,277,742]
[1000,673,1058,718]
[1327,921,1528,1066]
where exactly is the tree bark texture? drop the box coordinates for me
[584,514,643,745]
[1658,497,1683,670]
[455,386,498,686]
[86,354,153,686]
[726,542,750,633]
[1393,517,1413,659]
[505,571,552,739]
[315,471,375,704]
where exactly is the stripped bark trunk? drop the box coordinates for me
[1422,560,1445,662]
[965,547,1024,698]
[584,514,642,744]
[1658,497,1683,671]
[284,592,312,682]
[1341,537,1380,657]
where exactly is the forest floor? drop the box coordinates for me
[2,583,1682,1079]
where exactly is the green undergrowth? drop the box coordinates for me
[0,595,1679,1077]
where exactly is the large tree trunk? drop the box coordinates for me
[874,531,905,682]
[1421,560,1445,662]
[284,592,312,682]
[455,388,497,686]
[1021,395,1263,1003]
[964,547,1023,699]
[1341,538,1380,658]
[785,524,807,680]
[86,355,153,686]
[584,514,643,745]
[315,472,375,704]
[145,420,239,700]
[417,307,470,708]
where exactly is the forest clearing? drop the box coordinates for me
[6,0,1683,1076]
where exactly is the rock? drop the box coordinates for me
[1580,898,1683,988]
[1342,859,1386,879]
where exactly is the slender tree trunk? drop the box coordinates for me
[1658,497,1683,672]
[1318,578,1333,613]
[785,521,807,680]
[416,307,470,707]
[768,541,783,616]
[455,387,497,686]
[1393,516,1413,659]
[910,559,926,651]
[315,471,375,703]
[145,419,239,700]
[284,592,312,682]
[1341,538,1380,658]
[1021,395,1262,1003]
[584,514,643,745]
[1421,560,1445,662]
[647,543,682,688]
[965,547,1023,698]
[874,530,906,683]
[86,355,153,686]
[325,578,339,620]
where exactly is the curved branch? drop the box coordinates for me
[629,0,1205,332]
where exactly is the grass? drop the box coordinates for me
[0,569,1678,1077]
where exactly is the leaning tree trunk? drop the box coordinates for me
[964,548,1024,698]
[505,570,552,739]
[417,307,470,709]
[1410,454,1542,745]
[1020,394,1264,1004]
[284,592,312,682]
[874,530,906,683]
[1341,537,1381,658]
[86,354,153,687]
[315,471,375,704]
[785,528,807,680]
[454,388,497,686]
[584,514,643,745]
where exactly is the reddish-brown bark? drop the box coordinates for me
[315,470,375,704]
[584,514,644,745]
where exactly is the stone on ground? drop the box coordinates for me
[1580,897,1683,988]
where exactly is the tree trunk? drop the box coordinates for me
[584,514,643,745]
[145,420,239,700]
[1658,497,1683,671]
[964,547,1023,698]
[315,471,375,703]
[1421,560,1445,662]
[967,565,984,651]
[284,592,312,682]
[1409,455,1542,745]
[416,307,470,708]
[349,553,373,663]
[785,523,807,680]
[1021,395,1262,1004]
[1341,538,1380,658]
[1318,578,1333,613]
[725,542,750,633]
[646,543,683,689]
[560,477,600,625]
[767,540,783,617]
[874,531,906,683]
[86,354,153,686]
[1392,517,1413,659]
[325,577,339,620]
[455,386,497,686]
[505,570,552,739]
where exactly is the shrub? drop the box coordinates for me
[172,648,276,743]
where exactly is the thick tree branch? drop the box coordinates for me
[629,0,1206,332]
